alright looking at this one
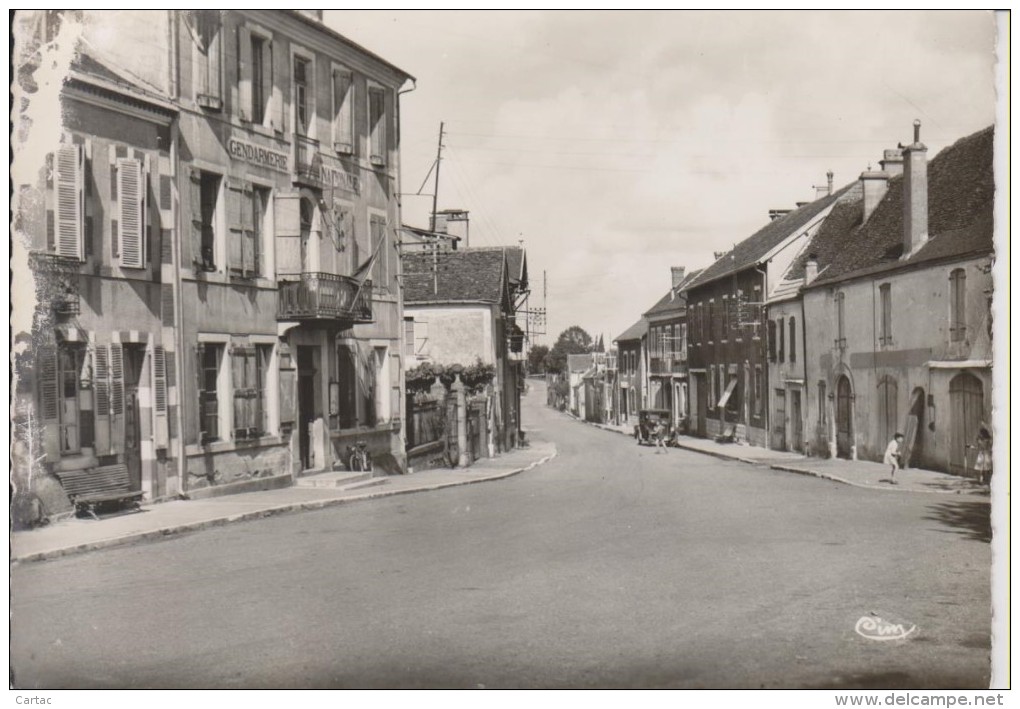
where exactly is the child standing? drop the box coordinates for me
[884,433,905,484]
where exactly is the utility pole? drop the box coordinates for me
[431,121,444,295]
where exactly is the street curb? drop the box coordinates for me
[576,412,986,498]
[11,449,558,565]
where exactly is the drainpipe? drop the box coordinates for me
[799,291,809,454]
[755,264,769,447]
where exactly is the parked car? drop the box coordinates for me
[634,409,672,446]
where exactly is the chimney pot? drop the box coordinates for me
[902,121,929,256]
[805,254,819,284]
[671,266,686,289]
[827,170,834,195]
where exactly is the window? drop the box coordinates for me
[879,283,892,345]
[191,170,220,271]
[232,345,269,440]
[767,320,777,362]
[368,85,387,165]
[226,180,266,278]
[37,344,91,458]
[199,343,222,443]
[949,269,967,342]
[835,292,846,348]
[294,56,311,136]
[370,215,387,288]
[721,296,730,339]
[51,144,85,261]
[404,318,415,358]
[818,381,827,424]
[708,300,716,342]
[414,319,430,356]
[778,317,785,363]
[708,366,716,410]
[332,67,354,154]
[754,365,763,417]
[239,28,274,127]
[789,317,797,363]
[188,10,222,109]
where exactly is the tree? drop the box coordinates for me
[547,325,594,373]
[527,344,550,375]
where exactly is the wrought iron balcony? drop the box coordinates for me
[277,272,373,323]
[649,353,687,376]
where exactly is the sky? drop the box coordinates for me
[326,10,999,346]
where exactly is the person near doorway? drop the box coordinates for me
[883,432,904,484]
[654,419,668,454]
[973,423,992,484]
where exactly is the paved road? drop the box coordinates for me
[11,382,991,689]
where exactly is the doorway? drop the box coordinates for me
[297,346,317,470]
[836,375,853,459]
[773,388,786,450]
[790,389,803,453]
[949,373,984,476]
[123,345,146,491]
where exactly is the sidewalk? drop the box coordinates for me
[11,440,557,564]
[584,417,989,498]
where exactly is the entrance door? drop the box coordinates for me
[949,373,984,476]
[123,346,145,491]
[773,389,786,450]
[695,374,707,437]
[790,389,803,453]
[836,375,853,459]
[297,346,316,470]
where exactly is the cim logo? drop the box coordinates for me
[855,615,917,641]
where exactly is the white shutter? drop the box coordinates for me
[93,345,111,455]
[238,25,252,121]
[55,144,84,260]
[118,158,145,267]
[153,345,169,448]
[333,69,353,153]
[415,319,430,356]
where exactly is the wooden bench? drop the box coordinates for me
[54,464,144,520]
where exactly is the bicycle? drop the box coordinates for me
[346,441,372,472]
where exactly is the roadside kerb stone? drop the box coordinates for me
[11,450,557,565]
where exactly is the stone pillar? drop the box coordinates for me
[454,374,469,468]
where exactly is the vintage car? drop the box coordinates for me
[634,409,673,446]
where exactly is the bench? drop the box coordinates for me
[53,464,144,520]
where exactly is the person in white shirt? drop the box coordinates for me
[883,433,904,484]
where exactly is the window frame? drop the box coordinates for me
[331,62,355,155]
[949,268,967,342]
[879,282,892,346]
[367,81,388,167]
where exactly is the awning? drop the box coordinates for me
[926,359,992,369]
[717,377,738,409]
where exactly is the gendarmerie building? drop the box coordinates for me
[13,10,414,518]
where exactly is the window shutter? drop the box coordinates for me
[333,69,353,153]
[37,346,61,461]
[117,158,145,267]
[93,345,111,455]
[55,144,84,260]
[189,168,204,268]
[241,184,256,276]
[415,319,429,356]
[268,42,284,132]
[232,348,246,436]
[110,344,124,416]
[153,345,169,448]
[369,87,386,164]
[196,344,207,442]
[404,319,415,357]
[226,179,245,273]
[238,25,252,121]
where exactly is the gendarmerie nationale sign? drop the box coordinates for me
[228,137,289,172]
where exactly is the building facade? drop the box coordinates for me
[613,319,647,425]
[643,267,698,432]
[13,10,413,518]
[802,125,994,475]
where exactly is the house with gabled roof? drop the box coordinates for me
[643,267,701,432]
[402,246,524,453]
[684,179,855,445]
[613,318,648,425]
[800,123,994,474]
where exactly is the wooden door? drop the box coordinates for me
[790,390,803,452]
[836,376,853,459]
[773,389,786,450]
[949,373,984,476]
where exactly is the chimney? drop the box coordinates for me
[880,148,904,177]
[804,253,819,284]
[859,166,889,223]
[902,119,929,257]
[671,266,686,289]
[827,170,834,195]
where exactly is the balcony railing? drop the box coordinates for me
[649,353,687,376]
[277,272,373,323]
